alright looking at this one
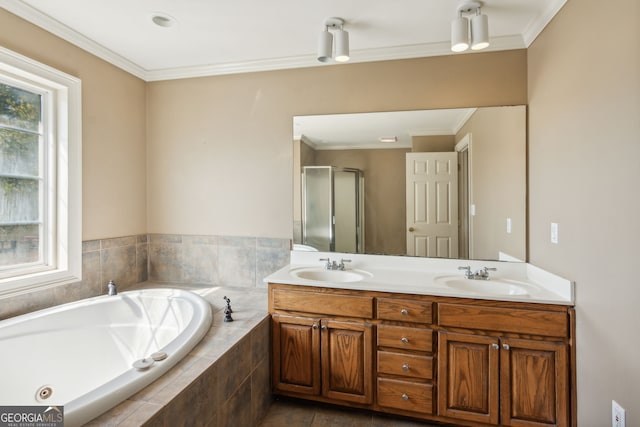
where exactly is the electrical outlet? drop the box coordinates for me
[612,400,626,427]
[550,222,559,244]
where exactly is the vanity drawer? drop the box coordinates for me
[377,298,433,323]
[271,289,373,318]
[438,303,569,337]
[377,377,434,414]
[377,351,433,379]
[377,324,433,352]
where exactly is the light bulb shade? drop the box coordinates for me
[334,29,350,62]
[451,16,470,52]
[317,30,333,62]
[470,13,489,50]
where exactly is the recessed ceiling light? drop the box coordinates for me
[151,13,177,28]
[379,137,398,143]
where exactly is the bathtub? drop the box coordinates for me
[0,288,212,426]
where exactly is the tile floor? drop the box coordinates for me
[257,397,449,427]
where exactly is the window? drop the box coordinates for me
[0,46,81,296]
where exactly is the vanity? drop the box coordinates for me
[265,251,575,427]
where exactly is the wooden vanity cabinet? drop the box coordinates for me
[270,288,374,405]
[375,297,435,415]
[269,283,575,427]
[438,303,571,427]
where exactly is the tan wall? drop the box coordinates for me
[0,10,147,241]
[312,148,409,255]
[528,0,640,425]
[456,106,526,261]
[412,135,455,152]
[147,51,527,237]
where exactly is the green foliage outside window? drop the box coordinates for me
[0,82,41,194]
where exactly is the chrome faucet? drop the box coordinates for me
[107,280,117,296]
[476,266,497,280]
[320,258,333,270]
[458,265,473,279]
[320,258,352,270]
[458,266,497,280]
[337,258,351,270]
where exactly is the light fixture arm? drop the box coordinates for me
[323,17,345,31]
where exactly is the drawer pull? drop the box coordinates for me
[401,309,408,316]
[402,363,410,372]
[402,393,409,401]
[401,337,409,344]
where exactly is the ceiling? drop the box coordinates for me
[2,0,566,81]
[295,109,476,150]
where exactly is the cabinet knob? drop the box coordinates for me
[401,337,409,344]
[492,343,499,350]
[321,325,328,331]
[503,344,510,350]
[402,393,409,401]
[401,309,408,316]
[312,324,318,330]
[402,363,410,372]
[408,227,415,232]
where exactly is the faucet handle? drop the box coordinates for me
[458,266,472,278]
[478,266,497,279]
[319,258,332,269]
[338,259,352,270]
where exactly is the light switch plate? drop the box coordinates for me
[550,222,559,244]
[612,400,626,427]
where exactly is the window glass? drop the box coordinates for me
[0,82,44,269]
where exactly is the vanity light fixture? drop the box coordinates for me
[317,17,350,63]
[451,2,489,53]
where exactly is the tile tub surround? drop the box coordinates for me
[148,234,291,288]
[0,233,290,320]
[86,282,271,427]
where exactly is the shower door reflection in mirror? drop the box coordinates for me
[302,166,364,253]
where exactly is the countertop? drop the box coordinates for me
[264,251,574,305]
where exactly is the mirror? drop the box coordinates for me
[292,106,526,262]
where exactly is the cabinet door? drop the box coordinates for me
[321,319,373,404]
[500,338,569,427]
[272,314,321,396]
[438,332,500,424]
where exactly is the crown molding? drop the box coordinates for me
[145,35,525,81]
[522,0,568,46]
[1,0,146,79]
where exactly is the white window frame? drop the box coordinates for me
[0,46,81,297]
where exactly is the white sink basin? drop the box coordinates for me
[290,267,372,283]
[434,275,534,296]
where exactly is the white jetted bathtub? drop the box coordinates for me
[0,288,212,426]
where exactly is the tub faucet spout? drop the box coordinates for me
[107,280,117,296]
